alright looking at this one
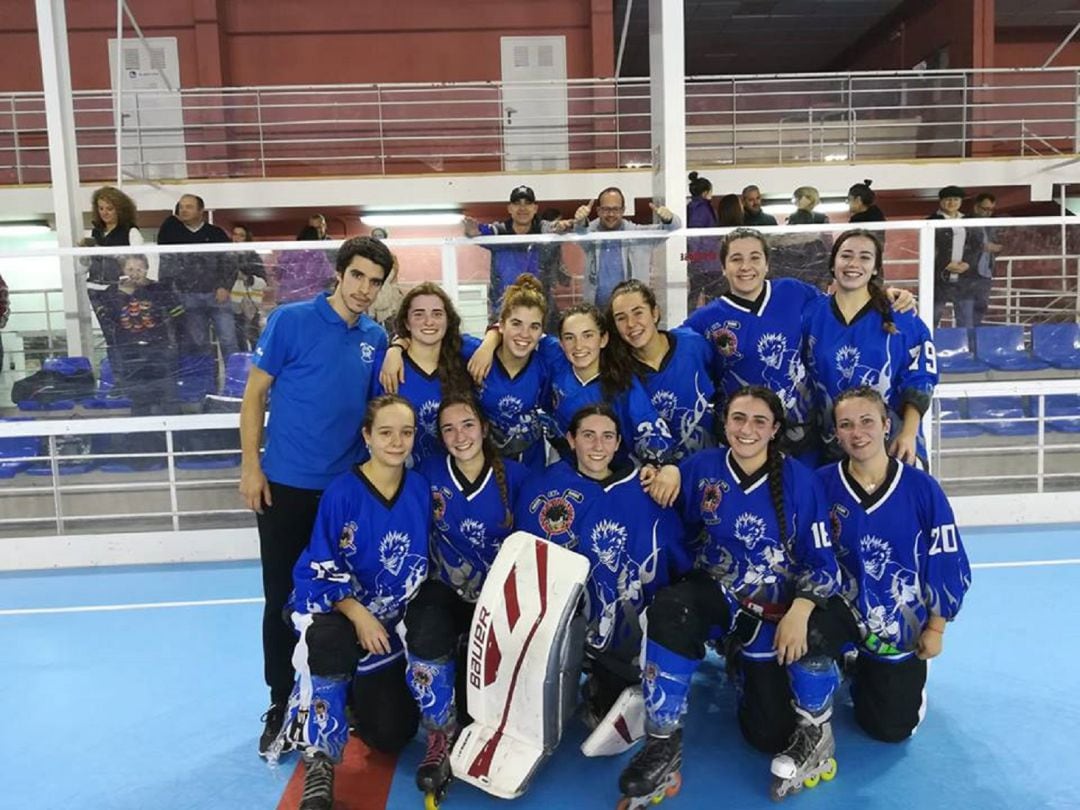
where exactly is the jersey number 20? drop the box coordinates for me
[929,523,959,555]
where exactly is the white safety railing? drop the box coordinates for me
[0,67,1076,184]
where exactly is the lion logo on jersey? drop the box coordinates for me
[379,530,411,576]
[590,519,628,572]
[758,332,788,370]
[860,535,891,580]
[710,325,740,358]
[835,345,861,382]
[459,518,487,548]
[338,521,358,553]
[359,342,375,363]
[734,512,767,550]
[651,390,679,422]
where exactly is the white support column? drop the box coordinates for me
[35,0,93,358]
[648,0,687,326]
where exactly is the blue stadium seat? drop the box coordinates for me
[0,418,40,478]
[935,328,989,374]
[223,352,254,398]
[1031,323,1080,370]
[1045,394,1080,433]
[974,326,1049,372]
[43,356,92,375]
[936,398,983,438]
[80,358,133,410]
[968,396,1036,436]
[176,355,217,403]
[175,454,241,470]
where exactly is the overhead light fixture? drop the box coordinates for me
[360,212,462,228]
[762,201,851,218]
[824,152,849,162]
[0,223,52,236]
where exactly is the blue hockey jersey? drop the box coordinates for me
[515,460,690,661]
[802,298,937,460]
[536,336,674,465]
[677,448,838,609]
[420,454,528,603]
[462,334,552,471]
[635,328,718,460]
[373,351,446,467]
[291,467,430,641]
[683,279,818,432]
[817,458,971,658]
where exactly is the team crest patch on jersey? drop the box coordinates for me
[459,517,487,548]
[379,530,411,575]
[734,512,768,550]
[432,488,450,531]
[359,342,375,363]
[710,325,739,357]
[860,535,892,579]
[757,332,788,370]
[338,521,358,553]
[698,479,725,524]
[590,519,629,572]
[828,505,847,546]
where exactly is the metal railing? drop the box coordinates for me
[0,67,1076,184]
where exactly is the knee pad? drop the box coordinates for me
[646,587,704,657]
[788,655,839,716]
[305,615,362,677]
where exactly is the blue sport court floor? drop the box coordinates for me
[3,525,1078,810]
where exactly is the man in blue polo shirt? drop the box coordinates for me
[239,236,390,755]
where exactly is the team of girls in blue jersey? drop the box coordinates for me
[269,229,967,810]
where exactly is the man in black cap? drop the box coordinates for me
[929,185,985,327]
[464,185,565,326]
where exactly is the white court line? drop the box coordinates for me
[0,596,263,616]
[1,558,1079,616]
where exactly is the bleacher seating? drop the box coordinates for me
[974,326,1049,372]
[935,328,989,374]
[968,396,1036,436]
[1046,394,1080,433]
[176,355,217,403]
[937,398,983,438]
[1031,323,1080,371]
[79,358,133,411]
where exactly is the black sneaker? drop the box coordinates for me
[299,751,335,810]
[258,703,285,757]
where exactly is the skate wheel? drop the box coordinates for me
[665,772,682,798]
[424,792,440,810]
[803,774,820,789]
[820,758,837,782]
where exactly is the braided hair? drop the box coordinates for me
[723,385,789,543]
[436,392,512,528]
[830,228,897,335]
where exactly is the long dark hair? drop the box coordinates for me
[395,282,472,397]
[90,185,137,232]
[567,402,621,440]
[830,229,896,335]
[558,303,635,400]
[723,385,789,543]
[436,392,512,527]
[603,279,659,384]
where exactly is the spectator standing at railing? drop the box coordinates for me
[970,193,1003,326]
[368,227,405,332]
[929,186,985,328]
[240,236,391,758]
[686,171,722,310]
[81,186,144,287]
[847,180,886,225]
[274,225,336,305]
[157,194,238,361]
[741,185,778,227]
[770,186,832,290]
[463,185,565,327]
[229,225,268,351]
[571,187,682,309]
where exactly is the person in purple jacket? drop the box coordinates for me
[686,171,722,311]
